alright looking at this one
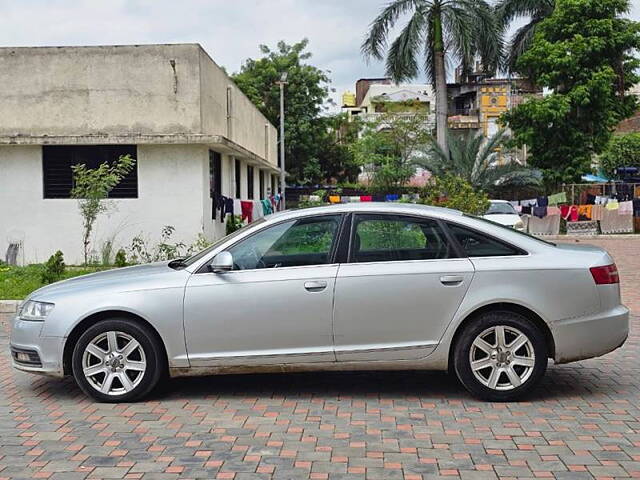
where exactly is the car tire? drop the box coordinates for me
[453,311,548,401]
[72,318,165,403]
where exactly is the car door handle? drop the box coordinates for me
[440,275,464,286]
[304,281,327,292]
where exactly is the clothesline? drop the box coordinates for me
[212,193,284,224]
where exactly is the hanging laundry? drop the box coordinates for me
[360,195,372,202]
[591,204,604,221]
[633,198,640,217]
[567,205,579,222]
[240,201,253,223]
[308,195,321,202]
[349,196,361,203]
[224,197,234,218]
[606,199,619,210]
[560,204,570,219]
[234,198,242,217]
[601,208,634,233]
[547,206,561,216]
[252,201,263,220]
[547,192,567,206]
[536,196,549,207]
[533,206,547,218]
[372,194,386,202]
[385,194,399,202]
[514,205,522,213]
[521,199,537,207]
[261,198,273,216]
[586,194,596,205]
[528,214,561,235]
[329,195,341,204]
[619,200,633,215]
[269,195,277,211]
[577,205,592,220]
[521,205,532,215]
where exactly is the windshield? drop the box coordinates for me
[181,218,267,267]
[466,214,556,246]
[486,202,517,215]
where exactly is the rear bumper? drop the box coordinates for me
[552,305,629,364]
[9,317,64,377]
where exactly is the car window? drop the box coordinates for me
[447,223,523,257]
[486,202,517,215]
[227,215,342,270]
[351,214,452,263]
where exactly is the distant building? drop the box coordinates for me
[0,44,279,264]
[615,84,640,134]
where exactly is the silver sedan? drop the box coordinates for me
[10,203,629,402]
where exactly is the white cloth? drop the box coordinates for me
[252,200,263,220]
[527,214,560,235]
[233,199,242,217]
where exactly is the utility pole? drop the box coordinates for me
[276,72,288,209]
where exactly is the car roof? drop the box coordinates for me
[266,202,463,223]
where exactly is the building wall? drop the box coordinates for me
[0,144,208,265]
[0,44,202,136]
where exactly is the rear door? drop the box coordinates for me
[333,213,475,362]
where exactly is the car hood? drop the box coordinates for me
[482,214,521,226]
[30,262,178,300]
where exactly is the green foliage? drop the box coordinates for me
[41,250,65,284]
[357,219,426,250]
[600,133,640,176]
[128,227,214,264]
[420,174,490,215]
[495,0,555,72]
[226,215,245,235]
[420,129,540,192]
[232,39,338,183]
[71,154,136,264]
[114,249,127,268]
[0,264,105,300]
[350,113,432,192]
[503,0,640,186]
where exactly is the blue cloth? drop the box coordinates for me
[536,196,548,207]
[385,194,399,202]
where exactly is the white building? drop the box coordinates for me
[0,44,279,265]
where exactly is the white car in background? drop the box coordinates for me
[483,200,524,231]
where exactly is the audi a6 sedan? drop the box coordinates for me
[10,203,628,402]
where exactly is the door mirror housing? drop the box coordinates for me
[210,251,233,273]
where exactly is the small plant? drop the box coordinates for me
[114,249,127,268]
[420,174,489,215]
[128,226,188,263]
[71,154,136,265]
[100,239,114,266]
[226,215,245,235]
[41,250,66,284]
[186,234,213,255]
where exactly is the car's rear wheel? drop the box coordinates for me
[72,319,165,402]
[453,311,548,401]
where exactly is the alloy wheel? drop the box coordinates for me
[81,331,147,396]
[469,325,535,391]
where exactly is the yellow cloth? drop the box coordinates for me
[329,195,341,204]
[577,205,592,220]
[606,200,619,210]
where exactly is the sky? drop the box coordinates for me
[0,0,638,111]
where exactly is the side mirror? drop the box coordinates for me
[210,251,233,273]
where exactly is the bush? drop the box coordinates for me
[420,174,489,215]
[600,133,640,177]
[41,250,66,284]
[226,215,245,235]
[114,249,127,268]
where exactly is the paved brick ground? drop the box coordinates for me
[1,237,640,480]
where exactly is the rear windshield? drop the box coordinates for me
[486,202,517,215]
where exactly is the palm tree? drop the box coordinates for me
[495,0,554,72]
[362,0,502,154]
[419,129,540,190]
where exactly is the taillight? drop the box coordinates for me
[590,264,619,285]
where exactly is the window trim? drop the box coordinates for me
[346,213,461,265]
[196,213,347,274]
[443,221,529,258]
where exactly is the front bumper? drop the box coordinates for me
[9,317,64,377]
[552,305,629,364]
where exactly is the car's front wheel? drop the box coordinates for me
[453,311,548,401]
[72,319,165,402]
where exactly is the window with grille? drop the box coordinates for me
[43,145,137,199]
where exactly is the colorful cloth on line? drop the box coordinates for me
[547,192,567,206]
[360,195,372,202]
[606,200,619,210]
[385,194,399,202]
[328,195,341,204]
[619,200,633,215]
[261,198,273,216]
[240,201,253,223]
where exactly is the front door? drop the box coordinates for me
[184,214,344,366]
[333,213,474,362]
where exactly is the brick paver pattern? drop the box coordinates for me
[1,237,640,480]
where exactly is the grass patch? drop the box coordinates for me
[0,264,107,300]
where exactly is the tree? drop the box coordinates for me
[600,133,640,177]
[315,114,361,184]
[503,0,640,186]
[420,129,540,191]
[71,155,135,265]
[350,113,433,191]
[420,174,490,215]
[232,39,333,182]
[362,0,502,153]
[495,0,555,72]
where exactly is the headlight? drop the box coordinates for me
[19,300,55,321]
[514,221,525,231]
